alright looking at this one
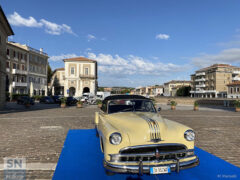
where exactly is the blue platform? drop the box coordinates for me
[53,129,240,180]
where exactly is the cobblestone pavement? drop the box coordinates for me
[0,103,239,179]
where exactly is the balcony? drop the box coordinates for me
[21,59,26,63]
[12,82,28,87]
[195,78,206,82]
[196,72,205,76]
[196,84,206,88]
[79,74,96,79]
[12,69,28,75]
[190,90,216,93]
[233,76,240,81]
[6,68,10,73]
[233,71,240,74]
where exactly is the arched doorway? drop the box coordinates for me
[83,87,90,94]
[69,87,76,97]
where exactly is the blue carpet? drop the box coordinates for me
[53,129,240,180]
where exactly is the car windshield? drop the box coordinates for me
[108,99,156,114]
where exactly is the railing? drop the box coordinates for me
[233,71,240,74]
[195,78,206,82]
[196,72,205,76]
[12,69,28,75]
[196,84,206,88]
[233,76,240,81]
[12,82,28,87]
[190,90,216,93]
[28,46,48,56]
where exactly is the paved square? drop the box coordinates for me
[0,103,239,179]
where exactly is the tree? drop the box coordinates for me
[98,87,105,91]
[176,86,191,96]
[47,64,52,83]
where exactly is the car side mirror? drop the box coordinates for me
[158,107,161,112]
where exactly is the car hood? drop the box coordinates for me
[105,112,191,146]
[105,112,173,145]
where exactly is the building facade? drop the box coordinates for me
[133,85,164,97]
[6,42,28,95]
[28,47,48,96]
[6,42,48,98]
[190,64,240,98]
[50,57,98,97]
[0,6,14,108]
[50,68,65,95]
[227,81,240,99]
[163,80,191,96]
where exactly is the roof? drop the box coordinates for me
[197,64,239,72]
[103,95,149,102]
[52,68,65,74]
[63,57,96,62]
[164,80,191,85]
[7,42,28,51]
[55,68,65,71]
[227,81,240,86]
[0,6,14,36]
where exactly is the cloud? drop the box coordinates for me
[40,19,77,36]
[191,48,240,68]
[156,33,170,40]
[216,40,240,48]
[87,34,96,41]
[87,52,189,76]
[7,12,42,27]
[49,53,78,62]
[7,12,76,36]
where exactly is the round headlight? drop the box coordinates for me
[109,132,122,145]
[184,130,195,141]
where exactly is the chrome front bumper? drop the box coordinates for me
[104,156,199,174]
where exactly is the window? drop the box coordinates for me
[22,64,25,70]
[7,49,9,55]
[13,51,16,58]
[24,54,27,60]
[85,68,89,75]
[17,64,20,70]
[20,53,23,60]
[71,67,75,75]
[13,63,16,69]
[6,62,10,68]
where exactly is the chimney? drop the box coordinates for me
[40,48,43,54]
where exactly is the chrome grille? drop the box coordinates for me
[110,144,192,163]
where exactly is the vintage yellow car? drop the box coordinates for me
[95,95,199,175]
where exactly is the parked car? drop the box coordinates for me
[96,91,111,101]
[17,96,35,105]
[39,96,54,104]
[65,96,78,106]
[51,95,61,104]
[95,95,199,175]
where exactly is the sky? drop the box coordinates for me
[2,0,240,87]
